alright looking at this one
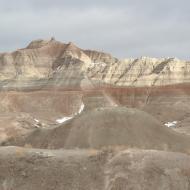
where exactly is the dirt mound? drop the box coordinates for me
[0,146,105,190]
[63,107,190,152]
[7,107,190,152]
[0,147,190,190]
[106,149,190,190]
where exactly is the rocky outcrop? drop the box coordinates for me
[103,57,190,87]
[0,38,189,90]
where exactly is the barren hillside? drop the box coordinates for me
[0,39,190,189]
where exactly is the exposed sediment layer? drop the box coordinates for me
[0,39,190,90]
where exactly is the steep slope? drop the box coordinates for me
[0,39,189,89]
[0,38,117,90]
[87,57,190,87]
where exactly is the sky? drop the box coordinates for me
[0,0,189,59]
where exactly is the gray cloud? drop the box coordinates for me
[0,0,189,59]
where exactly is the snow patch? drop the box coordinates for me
[164,121,177,128]
[34,119,39,123]
[56,102,85,124]
[89,62,107,68]
[78,102,85,114]
[56,117,72,124]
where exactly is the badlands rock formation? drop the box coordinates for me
[0,38,190,189]
[0,38,190,89]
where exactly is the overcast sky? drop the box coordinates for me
[0,0,189,59]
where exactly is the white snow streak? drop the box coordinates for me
[34,119,39,123]
[164,121,177,128]
[55,102,85,124]
[89,62,107,68]
[78,102,85,114]
[56,117,72,124]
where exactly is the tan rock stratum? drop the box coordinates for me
[0,38,189,89]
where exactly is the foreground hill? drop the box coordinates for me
[0,146,190,190]
[6,107,190,153]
